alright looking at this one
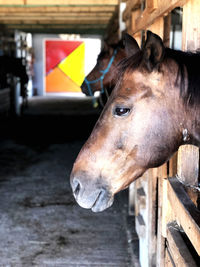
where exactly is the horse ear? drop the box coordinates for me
[142,31,165,71]
[102,41,114,56]
[123,33,140,57]
[103,41,109,52]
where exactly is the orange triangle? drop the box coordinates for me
[46,67,81,92]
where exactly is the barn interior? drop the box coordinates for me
[0,1,199,267]
[0,1,138,266]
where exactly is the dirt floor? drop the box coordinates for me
[0,96,139,267]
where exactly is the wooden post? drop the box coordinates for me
[128,182,135,215]
[134,16,165,267]
[177,0,200,187]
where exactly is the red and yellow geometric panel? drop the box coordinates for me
[45,40,85,93]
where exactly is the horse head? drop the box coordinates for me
[71,31,200,212]
[81,36,139,99]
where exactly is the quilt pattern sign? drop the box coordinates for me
[45,40,85,93]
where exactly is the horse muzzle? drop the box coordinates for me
[70,172,114,212]
[81,81,90,96]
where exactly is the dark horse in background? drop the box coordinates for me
[0,56,29,107]
[81,36,139,107]
[71,31,200,212]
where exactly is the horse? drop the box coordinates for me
[0,56,29,107]
[81,36,139,107]
[70,30,200,212]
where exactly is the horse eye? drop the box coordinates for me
[114,107,130,117]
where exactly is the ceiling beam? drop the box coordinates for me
[0,0,118,6]
[0,18,110,24]
[0,12,113,17]
[4,23,107,29]
[3,23,107,34]
[0,6,116,12]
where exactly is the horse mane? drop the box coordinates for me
[165,48,200,105]
[118,48,200,106]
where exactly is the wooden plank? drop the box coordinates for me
[146,0,158,12]
[165,247,174,267]
[0,12,114,17]
[128,182,135,215]
[133,32,141,47]
[145,22,165,267]
[5,24,107,28]
[167,222,197,267]
[134,178,141,217]
[137,186,146,210]
[0,18,110,24]
[0,6,116,12]
[169,152,177,177]
[156,164,168,267]
[135,213,146,238]
[182,0,200,50]
[163,13,171,47]
[156,176,166,267]
[178,0,200,189]
[26,0,119,5]
[147,15,164,37]
[5,24,108,32]
[168,177,200,255]
[177,145,199,186]
[147,168,158,267]
[0,0,24,4]
[122,0,140,22]
[161,177,173,238]
[131,9,141,35]
[132,0,188,34]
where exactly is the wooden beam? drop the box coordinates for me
[123,0,140,22]
[167,222,197,267]
[12,7,115,12]
[26,0,118,5]
[0,6,116,12]
[0,13,113,18]
[0,18,110,24]
[182,0,200,50]
[169,152,177,177]
[0,0,118,5]
[164,247,174,267]
[168,177,200,255]
[0,0,23,4]
[5,23,107,29]
[177,145,199,186]
[146,0,158,12]
[132,0,188,34]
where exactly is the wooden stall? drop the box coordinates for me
[123,0,200,266]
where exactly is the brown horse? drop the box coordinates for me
[81,36,139,106]
[70,31,200,212]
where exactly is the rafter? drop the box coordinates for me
[0,6,116,12]
[0,0,118,6]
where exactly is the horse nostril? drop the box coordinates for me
[74,183,80,197]
[72,178,81,198]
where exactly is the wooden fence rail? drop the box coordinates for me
[123,0,200,266]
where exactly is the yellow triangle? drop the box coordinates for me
[58,42,85,86]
